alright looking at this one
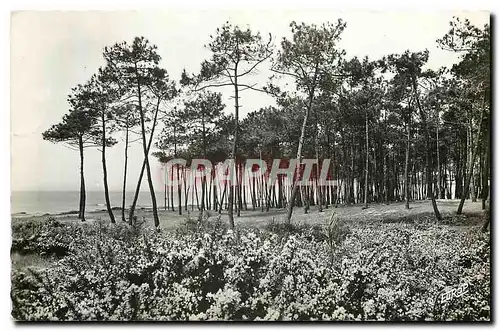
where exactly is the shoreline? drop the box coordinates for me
[11,205,199,219]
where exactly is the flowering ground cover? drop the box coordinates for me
[10,211,490,321]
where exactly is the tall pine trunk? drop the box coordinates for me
[286,96,313,222]
[405,112,410,209]
[198,111,207,221]
[237,164,243,216]
[436,125,441,199]
[481,130,489,210]
[411,74,441,221]
[314,109,323,212]
[173,127,182,215]
[184,168,189,211]
[468,123,477,202]
[251,176,256,211]
[228,63,239,229]
[170,177,174,212]
[364,111,369,209]
[78,136,86,221]
[458,102,486,214]
[177,165,182,215]
[213,167,218,211]
[481,120,490,231]
[101,111,115,223]
[243,178,248,211]
[121,124,129,222]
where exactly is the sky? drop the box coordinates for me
[10,9,489,192]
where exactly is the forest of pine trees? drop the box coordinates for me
[43,17,491,229]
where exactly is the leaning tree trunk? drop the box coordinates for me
[129,94,161,226]
[219,180,227,214]
[78,136,86,222]
[286,97,313,223]
[139,113,160,227]
[195,179,200,210]
[101,112,115,224]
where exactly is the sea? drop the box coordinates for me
[10,191,176,215]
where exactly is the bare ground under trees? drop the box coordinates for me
[12,199,487,232]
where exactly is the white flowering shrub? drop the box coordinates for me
[11,215,490,321]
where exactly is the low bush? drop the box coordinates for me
[11,218,73,257]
